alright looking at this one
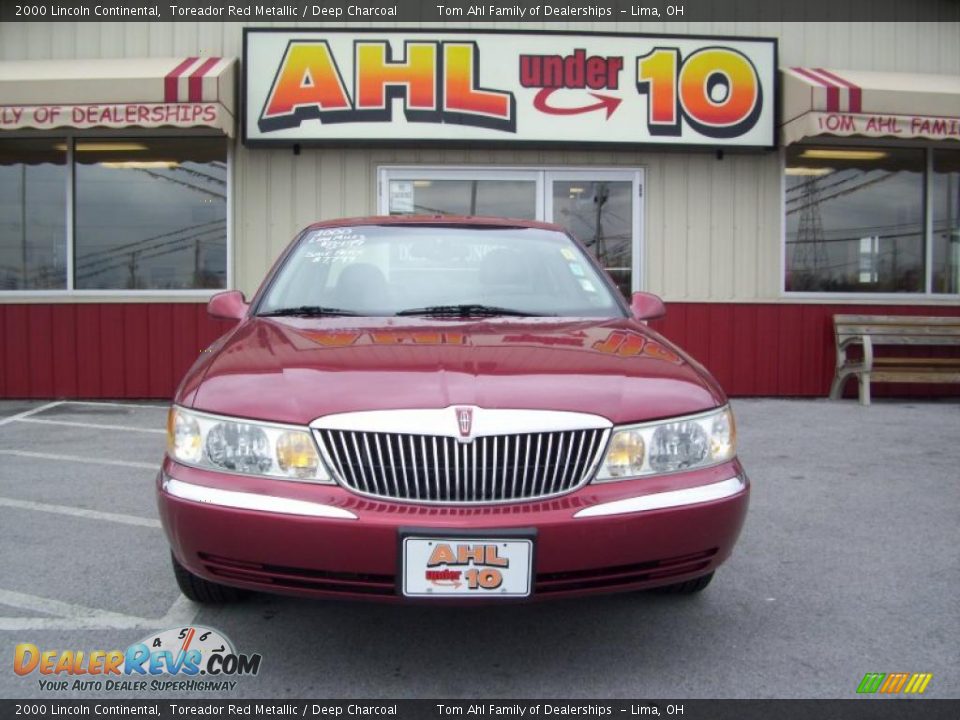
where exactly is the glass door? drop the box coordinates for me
[378,167,643,297]
[546,170,643,298]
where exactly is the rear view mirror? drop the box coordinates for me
[207,290,248,321]
[630,291,666,321]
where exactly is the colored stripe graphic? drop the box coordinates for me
[164,57,199,102]
[791,67,840,111]
[189,57,220,102]
[857,673,885,694]
[904,673,933,694]
[814,68,862,112]
[880,672,909,693]
[858,672,932,695]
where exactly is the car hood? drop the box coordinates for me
[180,316,725,426]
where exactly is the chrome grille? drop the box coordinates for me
[317,428,607,504]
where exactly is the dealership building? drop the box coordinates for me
[0,19,958,399]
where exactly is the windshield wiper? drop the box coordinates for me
[258,305,360,317]
[395,304,548,317]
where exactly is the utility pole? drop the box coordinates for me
[794,177,829,286]
[593,183,609,266]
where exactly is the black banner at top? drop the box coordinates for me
[1,0,959,23]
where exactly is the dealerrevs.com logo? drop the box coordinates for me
[14,626,262,692]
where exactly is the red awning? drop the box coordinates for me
[781,67,960,145]
[0,57,237,136]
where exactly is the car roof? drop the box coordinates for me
[303,215,567,233]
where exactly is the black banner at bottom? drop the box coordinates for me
[2,700,959,720]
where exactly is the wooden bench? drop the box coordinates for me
[830,315,960,406]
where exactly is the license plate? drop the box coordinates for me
[402,537,533,598]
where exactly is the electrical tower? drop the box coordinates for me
[793,177,829,282]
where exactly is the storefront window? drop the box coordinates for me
[0,139,67,290]
[932,149,960,294]
[785,146,926,293]
[0,137,227,293]
[74,138,227,290]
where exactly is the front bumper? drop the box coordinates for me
[157,457,749,601]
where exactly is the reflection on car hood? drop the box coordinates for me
[180,317,725,426]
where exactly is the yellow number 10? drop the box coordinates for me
[637,47,762,139]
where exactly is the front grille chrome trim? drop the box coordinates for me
[573,476,748,518]
[312,408,612,506]
[162,476,358,520]
[312,407,611,436]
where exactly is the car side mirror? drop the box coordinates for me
[630,291,666,321]
[207,290,249,321]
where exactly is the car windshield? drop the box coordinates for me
[257,225,624,318]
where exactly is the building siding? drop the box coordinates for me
[1,21,958,400]
[228,147,788,301]
[0,303,234,398]
[2,21,958,303]
[2,301,958,400]
[653,302,960,398]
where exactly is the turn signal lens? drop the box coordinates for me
[710,409,736,461]
[168,407,202,463]
[601,430,645,478]
[276,431,321,479]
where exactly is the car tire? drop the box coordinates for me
[651,572,714,595]
[171,553,246,604]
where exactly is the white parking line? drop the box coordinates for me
[0,449,156,469]
[0,590,197,631]
[0,618,150,631]
[0,496,161,529]
[64,400,169,410]
[0,400,198,633]
[0,589,146,623]
[0,401,64,427]
[17,417,166,434]
[159,594,200,627]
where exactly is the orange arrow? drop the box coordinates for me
[533,88,622,119]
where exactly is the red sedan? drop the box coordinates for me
[159,217,748,602]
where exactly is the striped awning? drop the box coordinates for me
[781,67,960,145]
[0,57,236,136]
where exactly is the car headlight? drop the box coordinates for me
[594,406,736,481]
[166,406,331,483]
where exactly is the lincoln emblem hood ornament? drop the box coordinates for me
[455,407,474,439]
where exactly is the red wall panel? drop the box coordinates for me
[75,304,101,397]
[3,305,30,398]
[50,304,78,397]
[0,303,235,400]
[0,302,957,400]
[650,302,960,398]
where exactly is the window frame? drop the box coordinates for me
[781,142,958,301]
[0,133,233,298]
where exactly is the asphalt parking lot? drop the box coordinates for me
[0,398,957,699]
